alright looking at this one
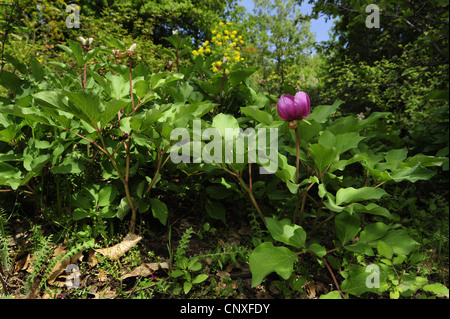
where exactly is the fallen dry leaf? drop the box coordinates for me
[120,262,159,280]
[47,250,84,285]
[14,253,31,273]
[95,233,142,261]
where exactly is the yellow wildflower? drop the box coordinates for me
[224,30,229,35]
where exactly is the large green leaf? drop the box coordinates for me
[335,211,361,245]
[50,157,85,174]
[378,229,419,255]
[66,39,85,66]
[318,130,365,156]
[64,91,104,129]
[0,162,22,189]
[100,99,129,129]
[98,185,119,207]
[341,265,390,296]
[249,242,298,287]
[205,199,227,223]
[0,70,21,91]
[266,217,306,249]
[229,66,258,86]
[308,100,341,123]
[0,104,52,126]
[335,187,387,205]
[240,105,273,125]
[359,222,390,243]
[211,113,239,137]
[308,143,339,173]
[390,163,436,182]
[344,203,393,219]
[150,198,168,225]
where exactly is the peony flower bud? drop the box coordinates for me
[277,91,310,128]
[128,43,137,53]
[78,36,87,45]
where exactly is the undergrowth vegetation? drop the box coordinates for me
[0,0,448,300]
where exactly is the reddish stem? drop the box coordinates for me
[321,257,346,299]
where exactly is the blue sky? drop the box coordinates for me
[238,0,335,43]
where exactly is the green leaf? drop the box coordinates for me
[0,70,21,91]
[422,283,449,296]
[106,73,130,100]
[205,199,226,223]
[345,203,393,219]
[0,104,52,126]
[240,105,273,125]
[98,185,119,207]
[192,274,209,284]
[30,57,45,82]
[306,243,327,258]
[117,197,131,220]
[249,242,298,287]
[319,290,342,299]
[66,39,85,66]
[211,113,239,137]
[309,100,341,123]
[377,241,394,259]
[297,119,322,146]
[50,157,85,174]
[266,217,306,248]
[0,162,22,189]
[65,91,104,129]
[183,281,193,294]
[335,211,360,245]
[359,222,390,243]
[390,163,436,183]
[334,132,365,155]
[229,67,258,86]
[308,143,339,173]
[150,198,168,225]
[341,265,390,296]
[335,187,387,205]
[100,99,129,129]
[150,72,184,90]
[378,229,419,255]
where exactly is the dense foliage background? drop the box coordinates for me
[0,0,448,299]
